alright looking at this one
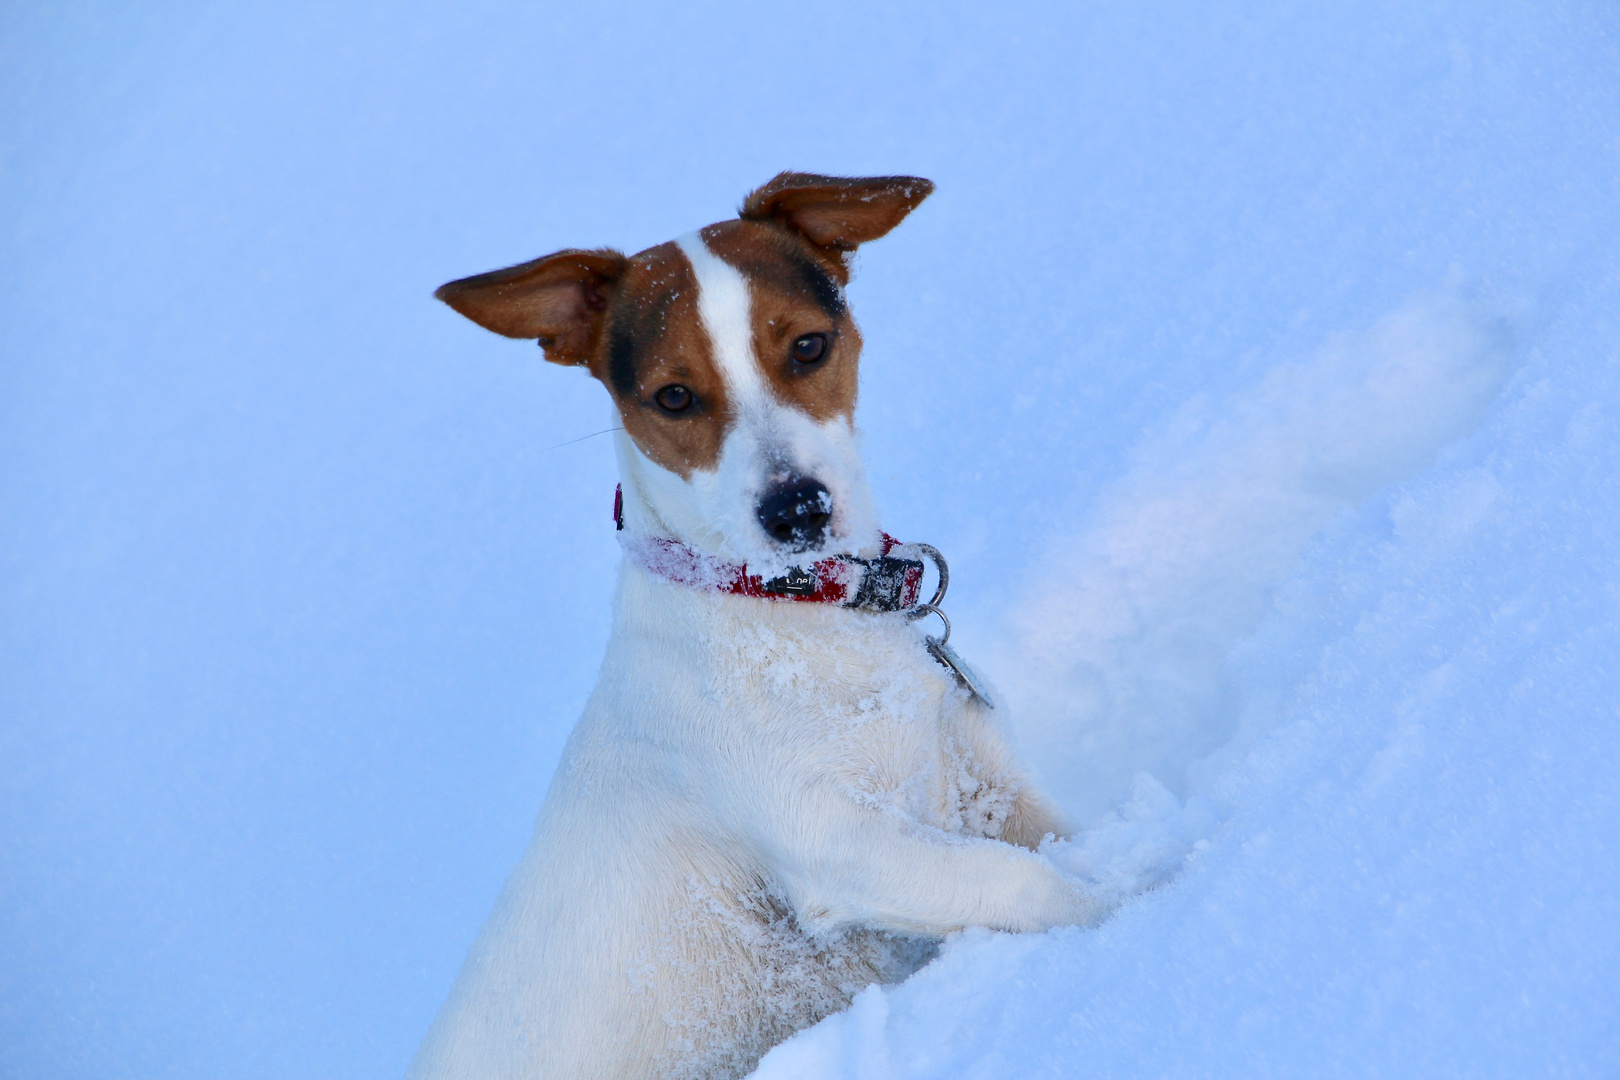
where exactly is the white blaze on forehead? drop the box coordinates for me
[616,234,880,564]
[676,232,769,411]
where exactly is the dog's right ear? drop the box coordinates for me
[740,173,934,255]
[434,248,628,366]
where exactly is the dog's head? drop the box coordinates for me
[435,172,932,573]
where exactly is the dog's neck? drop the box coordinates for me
[612,428,884,579]
[615,518,926,613]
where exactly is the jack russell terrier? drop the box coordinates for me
[410,173,1102,1080]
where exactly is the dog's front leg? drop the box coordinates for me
[999,781,1073,851]
[762,796,1104,937]
[953,701,1074,849]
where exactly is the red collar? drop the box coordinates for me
[614,485,926,613]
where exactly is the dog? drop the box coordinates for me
[410,173,1103,1080]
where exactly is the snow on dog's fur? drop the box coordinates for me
[411,174,1101,1080]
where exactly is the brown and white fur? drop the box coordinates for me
[410,174,1102,1080]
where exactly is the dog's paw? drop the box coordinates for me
[1004,858,1111,931]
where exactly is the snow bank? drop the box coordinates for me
[750,288,1620,1075]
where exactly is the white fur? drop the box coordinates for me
[409,236,1099,1080]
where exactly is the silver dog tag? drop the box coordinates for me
[925,635,997,709]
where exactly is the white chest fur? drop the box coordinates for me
[409,564,1092,1080]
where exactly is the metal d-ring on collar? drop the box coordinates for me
[903,542,951,638]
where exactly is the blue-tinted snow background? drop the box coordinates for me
[4,1,1618,1077]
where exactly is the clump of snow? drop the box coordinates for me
[749,983,895,1080]
[1041,773,1218,908]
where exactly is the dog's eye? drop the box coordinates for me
[791,333,828,365]
[653,384,694,414]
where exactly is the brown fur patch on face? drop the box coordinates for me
[591,242,730,477]
[701,221,862,425]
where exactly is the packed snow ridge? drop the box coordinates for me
[750,289,1620,1077]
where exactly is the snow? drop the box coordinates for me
[999,295,1514,825]
[3,1,1618,1078]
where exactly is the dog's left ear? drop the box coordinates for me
[740,173,933,257]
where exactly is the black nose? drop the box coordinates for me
[756,478,832,549]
